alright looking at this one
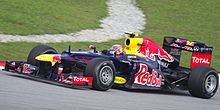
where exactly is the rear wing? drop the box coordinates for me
[162,37,213,69]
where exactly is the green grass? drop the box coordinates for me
[0,0,220,70]
[0,0,107,35]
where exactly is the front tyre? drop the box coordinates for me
[27,45,57,66]
[85,58,115,91]
[188,66,219,99]
[27,45,58,78]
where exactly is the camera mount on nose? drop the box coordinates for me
[124,32,139,38]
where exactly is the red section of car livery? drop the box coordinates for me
[72,76,93,86]
[21,64,33,74]
[191,53,212,69]
[0,62,5,70]
[137,38,174,62]
[134,64,162,87]
[59,75,93,86]
[53,55,61,63]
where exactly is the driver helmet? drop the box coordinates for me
[111,45,124,56]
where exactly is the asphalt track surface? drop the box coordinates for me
[0,70,219,110]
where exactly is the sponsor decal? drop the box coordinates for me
[134,64,162,87]
[127,55,137,59]
[192,57,210,64]
[191,53,212,69]
[157,60,170,68]
[72,76,93,86]
[73,77,89,82]
[22,64,32,74]
[193,46,200,52]
[114,76,126,84]
[182,46,193,51]
[137,39,174,62]
[171,43,193,51]
[200,47,212,52]
[175,39,187,43]
[186,41,195,46]
[193,46,213,53]
[59,75,73,84]
[175,39,195,46]
[170,43,180,48]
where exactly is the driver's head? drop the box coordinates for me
[111,45,124,56]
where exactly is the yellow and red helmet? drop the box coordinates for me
[111,45,124,56]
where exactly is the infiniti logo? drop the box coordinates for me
[193,46,199,51]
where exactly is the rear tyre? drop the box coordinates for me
[188,66,219,99]
[85,58,115,91]
[27,45,57,66]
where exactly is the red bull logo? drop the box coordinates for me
[137,38,174,62]
[134,64,162,87]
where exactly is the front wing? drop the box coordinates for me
[0,61,93,87]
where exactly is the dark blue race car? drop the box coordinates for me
[2,32,219,99]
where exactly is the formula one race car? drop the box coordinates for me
[1,32,219,98]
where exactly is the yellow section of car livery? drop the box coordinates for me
[124,38,145,57]
[114,76,127,84]
[35,54,60,66]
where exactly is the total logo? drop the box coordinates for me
[191,53,212,69]
[192,57,210,64]
[73,77,89,82]
[72,76,93,86]
[134,64,162,87]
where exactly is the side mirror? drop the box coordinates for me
[88,45,97,53]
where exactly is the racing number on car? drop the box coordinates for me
[134,64,162,87]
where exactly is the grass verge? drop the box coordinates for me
[0,0,107,35]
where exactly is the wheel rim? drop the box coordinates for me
[99,66,113,85]
[205,74,217,93]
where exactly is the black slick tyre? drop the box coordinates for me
[188,66,219,99]
[27,45,57,66]
[85,58,115,91]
